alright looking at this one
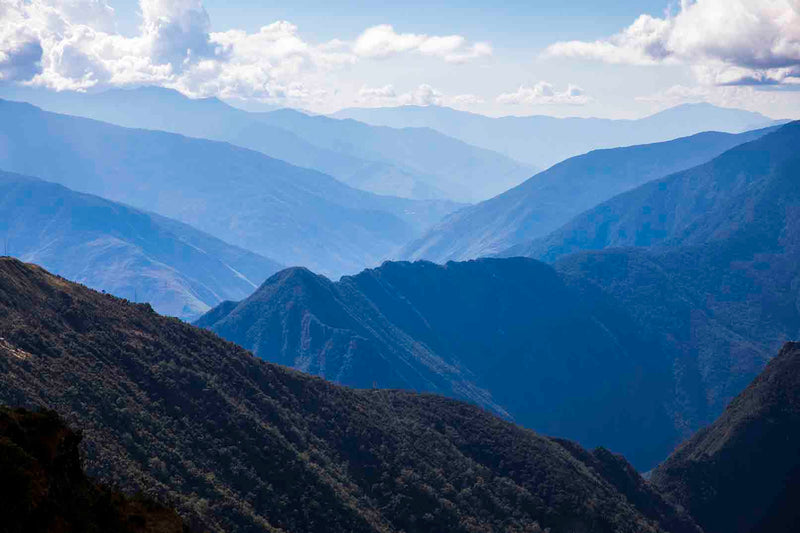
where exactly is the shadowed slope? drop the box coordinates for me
[0,258,699,533]
[652,342,800,533]
[199,257,678,469]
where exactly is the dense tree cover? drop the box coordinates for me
[0,258,699,532]
[0,406,187,533]
[652,342,800,533]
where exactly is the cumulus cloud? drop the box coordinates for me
[497,82,591,105]
[544,0,800,86]
[0,1,492,108]
[353,24,491,63]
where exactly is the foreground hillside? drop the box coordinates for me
[199,257,678,469]
[0,258,698,533]
[0,407,187,533]
[0,99,457,277]
[653,342,800,533]
[0,170,281,320]
[402,128,770,263]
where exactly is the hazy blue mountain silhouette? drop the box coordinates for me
[402,128,772,263]
[199,257,680,469]
[0,99,458,277]
[334,102,780,168]
[0,86,532,202]
[0,170,281,320]
[535,121,800,444]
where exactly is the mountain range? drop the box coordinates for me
[530,121,800,438]
[0,99,458,277]
[0,257,701,533]
[199,121,800,470]
[400,127,772,263]
[198,257,678,469]
[0,170,281,320]
[334,102,780,169]
[0,86,533,202]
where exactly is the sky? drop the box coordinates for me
[1,0,799,119]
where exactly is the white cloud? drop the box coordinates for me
[450,93,485,105]
[353,24,491,63]
[497,82,591,105]
[544,0,800,86]
[357,84,487,108]
[0,2,492,109]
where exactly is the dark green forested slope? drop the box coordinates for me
[0,407,187,533]
[652,342,800,533]
[0,258,698,533]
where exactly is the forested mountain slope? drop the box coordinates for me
[652,342,800,533]
[0,258,699,533]
[0,407,188,533]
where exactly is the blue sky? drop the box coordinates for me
[1,1,798,119]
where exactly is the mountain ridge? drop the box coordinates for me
[0,169,281,320]
[0,86,533,202]
[0,98,458,277]
[334,102,779,168]
[401,127,773,263]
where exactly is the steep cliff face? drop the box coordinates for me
[652,342,800,533]
[0,407,187,533]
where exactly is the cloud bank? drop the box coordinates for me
[0,0,492,107]
[545,0,800,86]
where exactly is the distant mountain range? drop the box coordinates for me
[0,170,281,320]
[401,127,773,263]
[0,99,459,277]
[653,342,800,533]
[0,86,533,202]
[334,102,782,169]
[199,122,800,470]
[0,257,701,533]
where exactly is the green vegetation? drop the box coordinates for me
[0,258,699,532]
[0,406,187,533]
